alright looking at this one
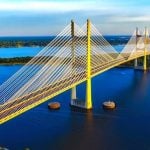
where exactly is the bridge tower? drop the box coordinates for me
[134,27,138,68]
[85,19,92,109]
[143,27,148,71]
[71,20,77,103]
[134,27,148,71]
[70,20,92,109]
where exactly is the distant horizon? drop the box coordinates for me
[0,35,132,38]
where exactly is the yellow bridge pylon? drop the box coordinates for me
[134,27,138,68]
[85,19,92,109]
[144,27,148,71]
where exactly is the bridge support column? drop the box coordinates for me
[71,86,76,99]
[134,59,138,68]
[134,27,138,68]
[143,27,147,71]
[85,19,92,109]
[70,20,77,104]
[144,50,147,71]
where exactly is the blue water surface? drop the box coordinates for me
[1,65,150,150]
[0,47,43,58]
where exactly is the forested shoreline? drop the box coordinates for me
[0,56,149,67]
[0,36,130,48]
[0,35,147,67]
[0,57,32,64]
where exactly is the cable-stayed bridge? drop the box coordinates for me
[0,20,150,124]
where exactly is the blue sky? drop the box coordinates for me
[0,0,150,36]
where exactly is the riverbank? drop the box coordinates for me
[0,57,32,65]
[0,53,149,68]
[0,56,148,67]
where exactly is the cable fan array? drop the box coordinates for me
[0,21,150,124]
[0,23,87,106]
[119,28,149,60]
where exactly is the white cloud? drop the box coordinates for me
[0,1,92,12]
[111,16,150,22]
[0,1,117,13]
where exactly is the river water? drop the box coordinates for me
[1,46,150,150]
